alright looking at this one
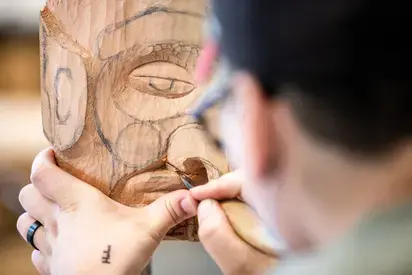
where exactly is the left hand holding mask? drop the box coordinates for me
[17,148,198,275]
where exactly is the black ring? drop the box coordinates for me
[27,221,43,250]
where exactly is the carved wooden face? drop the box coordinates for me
[40,0,228,241]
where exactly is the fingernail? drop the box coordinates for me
[181,197,196,215]
[197,199,217,222]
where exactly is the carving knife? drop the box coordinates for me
[179,174,278,257]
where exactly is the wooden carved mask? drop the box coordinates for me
[40,0,229,241]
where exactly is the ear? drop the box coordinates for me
[234,74,274,179]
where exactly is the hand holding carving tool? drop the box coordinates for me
[177,171,277,257]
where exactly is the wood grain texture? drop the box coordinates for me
[40,0,229,242]
[220,200,278,257]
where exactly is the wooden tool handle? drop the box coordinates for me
[220,199,278,257]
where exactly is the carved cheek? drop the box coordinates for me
[114,122,162,168]
[41,35,87,151]
[167,124,230,178]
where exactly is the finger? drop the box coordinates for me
[32,250,50,275]
[145,190,198,237]
[17,213,52,256]
[30,147,95,208]
[198,199,273,274]
[190,170,245,201]
[19,184,56,226]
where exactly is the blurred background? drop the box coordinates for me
[0,0,50,274]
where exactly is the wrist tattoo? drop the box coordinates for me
[102,245,112,264]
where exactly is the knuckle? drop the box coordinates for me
[32,251,49,275]
[30,149,54,185]
[18,184,35,205]
[215,182,227,193]
[45,219,59,238]
[30,251,37,263]
[164,199,180,225]
[18,185,29,204]
[16,213,29,237]
[198,217,221,242]
[30,161,53,188]
[30,163,46,185]
[60,201,79,213]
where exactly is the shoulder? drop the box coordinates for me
[273,203,412,275]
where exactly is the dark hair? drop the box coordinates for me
[213,0,411,155]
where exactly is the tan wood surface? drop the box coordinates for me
[40,0,229,242]
[221,199,278,257]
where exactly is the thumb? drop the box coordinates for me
[198,200,271,274]
[145,190,198,236]
[30,148,96,207]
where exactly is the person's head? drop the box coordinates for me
[195,0,412,252]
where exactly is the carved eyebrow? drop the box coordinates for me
[95,6,204,60]
[95,6,204,58]
[132,43,200,70]
[119,6,204,29]
[165,44,199,67]
[106,6,203,32]
[135,6,204,21]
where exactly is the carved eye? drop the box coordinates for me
[140,76,195,94]
[128,62,196,98]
